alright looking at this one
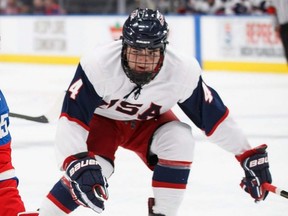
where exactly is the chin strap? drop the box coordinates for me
[123,84,142,100]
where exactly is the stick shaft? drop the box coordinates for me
[9,112,49,123]
[263,183,288,199]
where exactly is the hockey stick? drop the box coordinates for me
[9,91,65,124]
[9,112,49,123]
[263,183,288,199]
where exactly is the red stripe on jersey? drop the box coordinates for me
[207,108,229,136]
[158,158,192,168]
[60,113,90,131]
[152,180,187,189]
[47,193,72,214]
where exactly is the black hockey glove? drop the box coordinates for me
[63,152,109,213]
[236,144,272,202]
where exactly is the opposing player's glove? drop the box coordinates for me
[63,152,109,213]
[236,144,272,202]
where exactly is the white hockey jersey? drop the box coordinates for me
[55,40,251,168]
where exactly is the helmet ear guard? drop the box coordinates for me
[121,8,169,86]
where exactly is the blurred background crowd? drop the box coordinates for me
[0,0,277,16]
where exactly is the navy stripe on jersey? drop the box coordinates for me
[178,76,228,136]
[61,64,103,127]
[152,164,190,189]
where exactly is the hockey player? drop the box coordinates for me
[0,89,26,216]
[37,8,272,216]
[0,90,38,216]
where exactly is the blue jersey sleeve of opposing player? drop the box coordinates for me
[178,76,228,136]
[0,90,11,146]
[61,64,103,127]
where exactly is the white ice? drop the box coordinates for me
[0,63,288,216]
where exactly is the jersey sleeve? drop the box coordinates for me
[60,64,103,126]
[55,64,103,169]
[178,76,228,136]
[178,76,251,155]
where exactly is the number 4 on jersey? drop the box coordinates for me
[202,82,213,103]
[68,79,83,100]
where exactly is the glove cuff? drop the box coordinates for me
[63,151,95,170]
[235,144,267,163]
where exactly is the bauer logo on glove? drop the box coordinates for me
[248,156,268,168]
[68,159,100,177]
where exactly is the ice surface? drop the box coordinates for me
[1,63,288,216]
